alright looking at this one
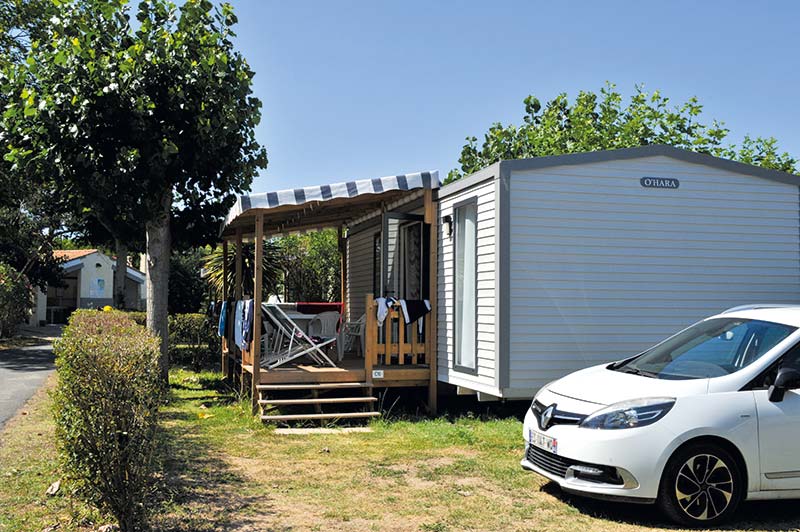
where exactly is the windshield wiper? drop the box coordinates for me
[617,366,658,378]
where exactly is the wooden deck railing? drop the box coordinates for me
[365,294,430,372]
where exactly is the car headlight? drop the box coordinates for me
[579,397,675,430]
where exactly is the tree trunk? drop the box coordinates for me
[113,239,128,309]
[146,188,171,383]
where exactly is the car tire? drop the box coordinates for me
[657,442,743,527]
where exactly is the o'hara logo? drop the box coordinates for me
[640,176,680,189]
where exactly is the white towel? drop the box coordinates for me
[375,297,395,326]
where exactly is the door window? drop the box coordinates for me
[454,199,478,372]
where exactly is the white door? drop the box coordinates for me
[754,344,800,490]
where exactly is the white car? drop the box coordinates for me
[521,305,800,526]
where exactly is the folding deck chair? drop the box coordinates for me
[260,303,338,369]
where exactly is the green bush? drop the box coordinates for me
[125,311,147,327]
[168,312,217,367]
[0,262,31,338]
[52,310,163,532]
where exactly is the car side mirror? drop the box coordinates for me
[768,367,800,402]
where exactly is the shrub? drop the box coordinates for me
[168,312,217,367]
[125,311,147,327]
[52,310,162,532]
[0,262,31,338]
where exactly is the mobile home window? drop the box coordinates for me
[453,199,478,372]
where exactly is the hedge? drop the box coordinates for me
[52,310,162,532]
[124,311,218,367]
[168,312,217,367]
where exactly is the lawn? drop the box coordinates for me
[2,369,800,531]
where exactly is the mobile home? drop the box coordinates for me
[437,145,800,399]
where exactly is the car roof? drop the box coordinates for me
[715,306,800,328]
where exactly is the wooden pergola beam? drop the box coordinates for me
[221,240,229,377]
[424,188,438,415]
[251,212,264,414]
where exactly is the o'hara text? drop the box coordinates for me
[640,177,680,189]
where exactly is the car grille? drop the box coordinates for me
[526,444,574,478]
[531,400,586,430]
[525,445,623,485]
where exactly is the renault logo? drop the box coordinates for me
[540,404,556,430]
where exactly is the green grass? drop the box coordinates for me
[4,368,800,531]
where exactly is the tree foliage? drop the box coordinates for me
[447,84,798,182]
[168,249,207,314]
[280,229,341,303]
[1,0,267,376]
[203,241,283,300]
[0,262,31,337]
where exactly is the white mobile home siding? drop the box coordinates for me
[437,171,500,395]
[506,154,800,398]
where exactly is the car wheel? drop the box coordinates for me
[658,442,743,527]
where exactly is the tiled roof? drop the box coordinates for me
[54,249,98,261]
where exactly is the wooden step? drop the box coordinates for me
[260,411,381,422]
[256,382,368,391]
[259,397,377,406]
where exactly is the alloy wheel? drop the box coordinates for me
[674,453,734,521]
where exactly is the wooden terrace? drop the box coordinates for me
[218,172,440,422]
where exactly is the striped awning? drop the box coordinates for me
[222,170,439,236]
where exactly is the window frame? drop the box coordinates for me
[741,339,800,391]
[452,196,480,375]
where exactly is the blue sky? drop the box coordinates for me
[229,0,800,193]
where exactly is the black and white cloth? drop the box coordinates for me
[399,299,431,334]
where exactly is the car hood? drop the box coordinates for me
[545,363,710,407]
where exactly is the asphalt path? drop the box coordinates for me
[0,344,55,430]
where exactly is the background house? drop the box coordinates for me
[29,249,146,325]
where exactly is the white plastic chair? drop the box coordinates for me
[338,314,366,361]
[308,311,340,339]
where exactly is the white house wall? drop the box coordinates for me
[437,172,500,396]
[78,252,115,308]
[505,154,800,398]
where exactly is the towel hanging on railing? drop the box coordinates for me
[399,299,432,334]
[375,297,396,326]
[217,301,228,338]
[234,300,245,349]
[242,299,255,348]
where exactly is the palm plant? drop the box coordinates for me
[204,240,284,300]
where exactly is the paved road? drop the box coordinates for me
[0,344,55,430]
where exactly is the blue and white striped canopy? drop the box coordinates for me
[222,170,439,234]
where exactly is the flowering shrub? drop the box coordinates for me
[53,310,162,531]
[0,262,31,338]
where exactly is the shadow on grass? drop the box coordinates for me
[541,481,800,531]
[152,384,274,531]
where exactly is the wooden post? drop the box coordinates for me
[365,294,375,386]
[339,226,347,322]
[235,228,243,393]
[221,239,229,377]
[251,213,264,415]
[398,309,406,365]
[424,188,438,415]
[384,307,392,365]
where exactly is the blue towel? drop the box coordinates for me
[217,301,228,338]
[234,300,244,349]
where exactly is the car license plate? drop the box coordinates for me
[529,429,557,454]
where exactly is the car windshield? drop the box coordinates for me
[613,318,796,380]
